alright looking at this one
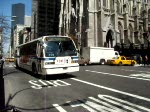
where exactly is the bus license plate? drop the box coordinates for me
[55,57,71,64]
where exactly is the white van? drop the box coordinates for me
[79,47,119,65]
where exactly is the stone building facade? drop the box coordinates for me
[59,0,150,55]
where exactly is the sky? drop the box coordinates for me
[0,0,32,56]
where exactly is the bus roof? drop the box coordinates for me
[16,35,70,48]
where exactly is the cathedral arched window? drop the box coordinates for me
[117,1,120,13]
[116,0,123,14]
[120,0,123,13]
[129,3,132,16]
[103,0,107,7]
[118,22,123,43]
[129,24,134,43]
[98,0,101,9]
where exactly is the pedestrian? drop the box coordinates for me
[144,55,148,66]
[139,55,142,65]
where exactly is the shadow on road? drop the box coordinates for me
[1,83,70,112]
[17,67,77,80]
[1,64,77,111]
[42,73,76,80]
[3,69,22,76]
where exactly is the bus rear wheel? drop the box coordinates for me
[32,64,38,75]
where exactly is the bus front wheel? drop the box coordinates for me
[32,64,38,75]
[15,60,19,69]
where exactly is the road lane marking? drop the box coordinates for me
[121,69,150,73]
[130,73,150,79]
[86,70,150,81]
[53,94,150,112]
[53,104,67,112]
[96,95,150,112]
[71,78,150,102]
[89,95,150,112]
[28,80,71,89]
[88,97,125,112]
[67,100,97,112]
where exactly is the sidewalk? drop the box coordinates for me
[134,64,150,67]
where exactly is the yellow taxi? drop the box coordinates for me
[5,58,15,62]
[107,56,137,66]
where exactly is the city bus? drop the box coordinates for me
[15,35,79,75]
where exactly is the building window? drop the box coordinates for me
[118,22,123,43]
[129,25,133,43]
[98,0,101,9]
[117,1,121,14]
[144,0,147,3]
[129,3,131,16]
[103,0,107,7]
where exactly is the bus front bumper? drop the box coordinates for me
[42,65,79,75]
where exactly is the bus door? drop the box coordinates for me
[36,43,43,72]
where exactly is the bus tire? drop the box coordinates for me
[32,64,38,76]
[15,60,19,69]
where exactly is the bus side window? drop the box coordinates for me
[36,46,43,57]
[40,51,43,57]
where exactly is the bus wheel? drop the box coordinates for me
[32,64,38,75]
[15,60,19,69]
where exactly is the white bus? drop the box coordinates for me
[15,36,79,75]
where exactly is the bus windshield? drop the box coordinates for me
[45,37,77,57]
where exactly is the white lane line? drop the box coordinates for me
[85,70,150,81]
[53,104,67,112]
[97,95,150,112]
[121,69,150,73]
[71,78,150,102]
[88,97,127,112]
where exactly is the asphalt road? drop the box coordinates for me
[1,63,150,112]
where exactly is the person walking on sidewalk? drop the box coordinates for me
[138,55,142,65]
[144,55,148,66]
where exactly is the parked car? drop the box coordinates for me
[107,56,137,66]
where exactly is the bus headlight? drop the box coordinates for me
[71,60,78,63]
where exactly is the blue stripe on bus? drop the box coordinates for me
[29,56,55,60]
[72,57,78,59]
[39,58,56,61]
[30,57,78,61]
